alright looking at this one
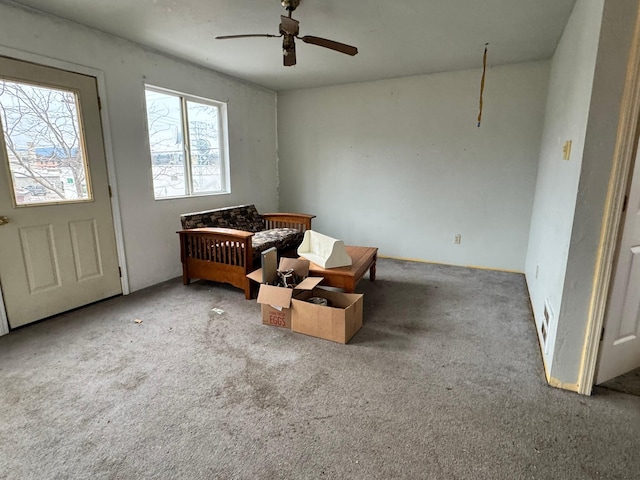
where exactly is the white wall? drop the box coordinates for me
[0,3,278,291]
[525,0,639,388]
[524,0,604,373]
[277,62,549,272]
[553,0,638,386]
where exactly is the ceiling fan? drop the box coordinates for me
[216,0,358,67]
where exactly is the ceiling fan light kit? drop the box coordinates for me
[281,0,301,11]
[216,0,358,67]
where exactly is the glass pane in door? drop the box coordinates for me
[0,79,92,206]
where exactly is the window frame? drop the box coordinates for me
[0,77,95,207]
[143,84,230,200]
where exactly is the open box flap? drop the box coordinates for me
[295,276,323,290]
[249,258,314,286]
[257,284,294,309]
[256,276,323,309]
[279,257,310,277]
[247,268,263,284]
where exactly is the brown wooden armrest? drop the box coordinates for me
[177,228,255,298]
[177,227,255,239]
[262,213,315,231]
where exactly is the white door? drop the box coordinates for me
[596,143,640,384]
[0,56,121,329]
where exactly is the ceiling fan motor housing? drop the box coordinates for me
[281,0,301,12]
[280,16,299,36]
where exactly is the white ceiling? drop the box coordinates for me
[9,0,577,92]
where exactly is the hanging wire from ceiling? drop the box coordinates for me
[477,43,489,127]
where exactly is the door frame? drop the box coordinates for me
[578,5,640,395]
[0,287,8,335]
[0,46,129,336]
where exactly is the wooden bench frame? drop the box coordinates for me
[178,213,314,299]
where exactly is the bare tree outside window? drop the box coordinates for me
[144,87,228,199]
[0,80,91,205]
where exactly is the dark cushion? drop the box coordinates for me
[180,204,265,232]
[251,228,304,261]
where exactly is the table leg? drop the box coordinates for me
[370,255,377,281]
[344,278,356,293]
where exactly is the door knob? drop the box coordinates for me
[0,216,9,225]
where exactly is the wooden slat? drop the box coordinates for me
[262,213,315,232]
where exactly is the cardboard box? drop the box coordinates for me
[291,288,363,343]
[247,258,323,329]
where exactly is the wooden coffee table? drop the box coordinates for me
[305,246,377,293]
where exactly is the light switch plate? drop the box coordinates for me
[563,140,572,160]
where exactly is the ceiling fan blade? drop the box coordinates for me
[216,34,280,39]
[283,36,297,67]
[298,35,358,56]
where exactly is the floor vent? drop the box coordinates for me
[542,299,553,353]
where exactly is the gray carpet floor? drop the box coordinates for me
[1,258,639,479]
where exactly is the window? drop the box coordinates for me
[144,86,229,199]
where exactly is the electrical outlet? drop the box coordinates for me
[454,234,461,244]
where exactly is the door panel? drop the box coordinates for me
[616,246,640,341]
[69,219,103,281]
[20,223,61,293]
[597,145,640,383]
[0,56,121,328]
